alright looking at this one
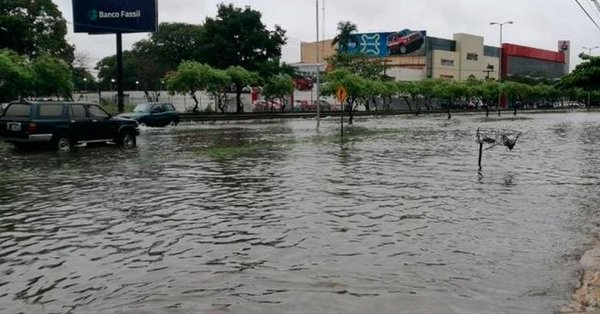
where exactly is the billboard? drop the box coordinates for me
[73,0,158,34]
[345,29,427,57]
[558,40,570,53]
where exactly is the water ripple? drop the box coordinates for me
[0,113,599,313]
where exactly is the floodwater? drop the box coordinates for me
[1,112,599,314]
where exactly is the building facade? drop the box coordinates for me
[297,31,569,82]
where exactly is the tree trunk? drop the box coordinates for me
[404,96,413,113]
[191,92,199,113]
[218,93,228,113]
[236,85,243,113]
[348,102,355,125]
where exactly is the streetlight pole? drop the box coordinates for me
[490,21,513,116]
[315,0,321,129]
[582,45,599,56]
[83,78,88,101]
[110,79,115,103]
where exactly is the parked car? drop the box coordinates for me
[0,100,139,151]
[294,100,334,112]
[293,77,314,91]
[253,100,282,112]
[387,30,425,55]
[119,102,180,127]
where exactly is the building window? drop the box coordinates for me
[441,59,454,66]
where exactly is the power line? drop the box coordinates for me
[590,0,600,16]
[575,0,600,31]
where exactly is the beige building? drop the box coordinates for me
[431,33,500,81]
[297,32,501,82]
[296,31,567,82]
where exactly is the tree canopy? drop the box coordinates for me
[331,21,358,53]
[263,74,294,112]
[0,0,73,62]
[0,49,72,101]
[560,56,600,91]
[0,50,32,102]
[200,3,287,77]
[165,61,212,112]
[31,55,73,98]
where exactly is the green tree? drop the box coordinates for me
[31,55,73,98]
[326,53,389,80]
[378,81,398,111]
[165,61,212,112]
[137,22,204,71]
[560,56,600,109]
[263,74,294,112]
[396,81,420,113]
[0,49,32,102]
[322,69,368,124]
[331,21,358,53]
[96,51,139,92]
[0,0,73,62]
[226,66,259,113]
[205,68,231,113]
[94,22,204,101]
[200,3,287,78]
[432,79,460,119]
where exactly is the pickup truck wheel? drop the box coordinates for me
[53,135,72,152]
[169,120,178,127]
[117,130,136,148]
[399,45,407,54]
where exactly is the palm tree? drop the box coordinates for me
[331,21,358,53]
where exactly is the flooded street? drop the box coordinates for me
[1,112,599,313]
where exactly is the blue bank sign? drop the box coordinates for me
[72,0,158,34]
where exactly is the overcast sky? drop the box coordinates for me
[54,0,600,73]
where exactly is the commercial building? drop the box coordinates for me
[296,31,570,82]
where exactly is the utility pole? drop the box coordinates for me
[315,0,321,129]
[491,21,513,117]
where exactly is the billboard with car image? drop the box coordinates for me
[344,29,427,57]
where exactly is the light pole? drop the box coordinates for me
[315,0,321,129]
[490,21,513,116]
[582,45,599,56]
[135,80,139,91]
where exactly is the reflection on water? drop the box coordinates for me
[1,113,600,313]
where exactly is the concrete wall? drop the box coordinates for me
[431,50,459,79]
[301,40,336,64]
[74,91,253,113]
[454,33,487,80]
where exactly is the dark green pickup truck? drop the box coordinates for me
[0,100,139,151]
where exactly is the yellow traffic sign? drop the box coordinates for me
[336,87,347,102]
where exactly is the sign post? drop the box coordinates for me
[336,87,347,140]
